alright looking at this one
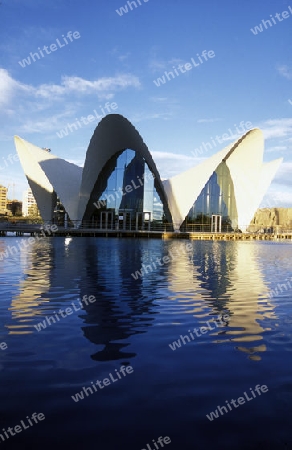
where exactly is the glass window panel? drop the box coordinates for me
[91,149,168,220]
[116,168,124,191]
[143,190,153,213]
[117,150,127,169]
[184,162,238,230]
[126,149,135,165]
[106,171,117,191]
[144,165,154,191]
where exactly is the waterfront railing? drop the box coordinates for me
[1,220,292,235]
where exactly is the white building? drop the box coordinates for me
[22,187,38,217]
[0,185,8,215]
[14,114,283,231]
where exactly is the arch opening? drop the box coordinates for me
[82,149,170,230]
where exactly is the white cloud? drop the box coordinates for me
[35,73,141,99]
[151,151,195,161]
[0,68,141,135]
[129,112,173,122]
[118,53,130,62]
[0,68,141,108]
[197,118,222,123]
[149,58,168,73]
[150,97,168,103]
[259,163,292,207]
[272,162,292,186]
[110,48,130,62]
[66,159,84,167]
[149,54,186,74]
[261,190,292,208]
[277,65,292,80]
[265,145,288,153]
[259,118,292,140]
[19,110,75,134]
[0,68,30,107]
[150,150,205,181]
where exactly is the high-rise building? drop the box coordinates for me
[0,185,8,215]
[22,187,40,217]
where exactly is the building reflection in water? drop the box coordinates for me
[8,237,158,362]
[8,237,275,361]
[6,238,54,335]
[163,240,275,360]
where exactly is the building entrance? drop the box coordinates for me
[211,214,222,233]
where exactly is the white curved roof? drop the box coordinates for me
[78,114,170,221]
[162,141,237,229]
[163,128,282,230]
[225,129,282,230]
[14,136,55,221]
[14,136,82,221]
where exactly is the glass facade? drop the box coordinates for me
[52,196,74,227]
[88,149,167,229]
[182,162,238,232]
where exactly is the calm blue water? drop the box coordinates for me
[0,237,292,449]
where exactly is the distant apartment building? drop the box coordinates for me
[22,187,40,216]
[0,185,8,215]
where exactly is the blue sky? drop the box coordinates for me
[0,0,291,206]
